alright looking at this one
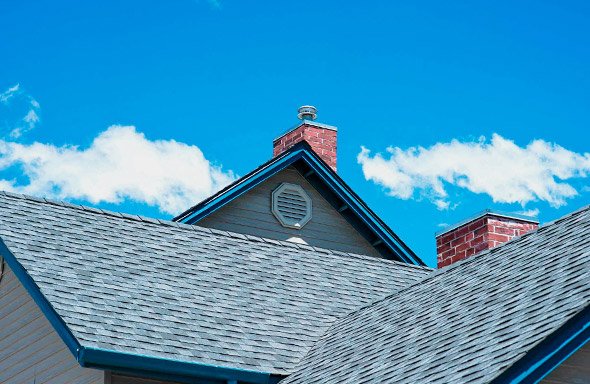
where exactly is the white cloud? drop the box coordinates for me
[10,108,40,138]
[515,208,540,218]
[23,109,39,125]
[358,134,590,210]
[433,199,450,210]
[0,84,20,103]
[0,83,41,137]
[0,125,235,215]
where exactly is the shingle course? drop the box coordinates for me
[0,192,430,374]
[282,205,590,383]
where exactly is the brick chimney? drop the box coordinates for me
[273,106,337,171]
[436,210,538,268]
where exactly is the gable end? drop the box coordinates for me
[174,143,424,265]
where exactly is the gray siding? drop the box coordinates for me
[542,342,590,384]
[0,261,104,384]
[198,167,380,257]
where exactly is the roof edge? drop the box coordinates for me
[78,346,283,384]
[0,238,82,358]
[173,142,425,266]
[490,305,590,383]
[321,205,590,343]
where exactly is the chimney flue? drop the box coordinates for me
[273,105,338,171]
[297,105,317,121]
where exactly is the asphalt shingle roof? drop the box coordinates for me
[282,205,590,383]
[0,192,431,375]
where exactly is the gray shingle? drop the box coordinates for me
[0,192,430,374]
[282,205,590,383]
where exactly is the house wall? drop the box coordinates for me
[0,261,104,384]
[198,167,380,257]
[542,342,590,383]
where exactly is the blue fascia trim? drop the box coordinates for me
[492,305,590,384]
[181,149,303,224]
[298,152,421,265]
[0,238,82,357]
[78,346,276,384]
[180,147,422,265]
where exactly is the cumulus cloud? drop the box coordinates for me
[0,83,41,138]
[0,125,235,214]
[358,134,590,210]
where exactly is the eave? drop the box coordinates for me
[0,237,283,384]
[491,305,590,383]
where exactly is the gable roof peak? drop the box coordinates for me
[174,142,426,266]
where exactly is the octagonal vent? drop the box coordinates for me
[272,183,312,229]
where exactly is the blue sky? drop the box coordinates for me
[1,1,589,266]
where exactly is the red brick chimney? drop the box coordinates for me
[273,106,337,171]
[436,210,538,268]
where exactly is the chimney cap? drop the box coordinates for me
[435,209,539,237]
[297,105,317,121]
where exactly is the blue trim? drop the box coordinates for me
[175,143,424,266]
[492,305,590,383]
[0,237,281,384]
[181,149,301,225]
[299,151,421,265]
[0,238,82,357]
[79,346,278,384]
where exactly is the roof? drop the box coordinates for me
[0,191,431,379]
[173,141,426,266]
[282,205,590,384]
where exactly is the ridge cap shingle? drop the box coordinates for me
[440,203,590,273]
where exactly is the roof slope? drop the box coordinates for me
[0,192,431,375]
[283,206,590,383]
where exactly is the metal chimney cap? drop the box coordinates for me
[297,105,317,121]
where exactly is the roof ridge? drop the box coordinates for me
[0,190,431,272]
[442,202,590,270]
[321,203,590,330]
[172,142,425,266]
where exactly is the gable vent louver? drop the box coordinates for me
[272,183,312,229]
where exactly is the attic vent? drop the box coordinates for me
[272,183,312,229]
